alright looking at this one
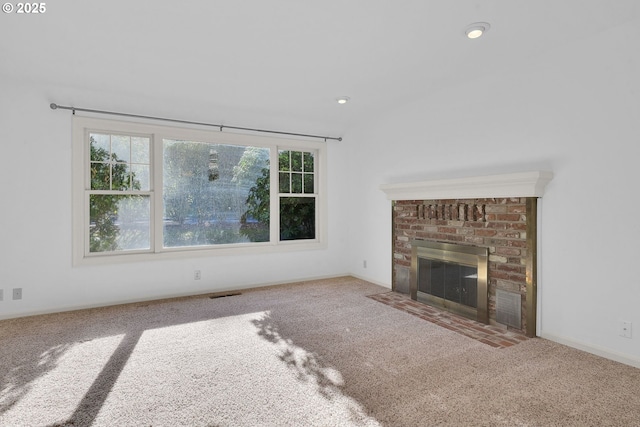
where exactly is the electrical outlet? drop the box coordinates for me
[0,289,3,301]
[12,288,22,300]
[363,260,367,268]
[620,320,632,339]
[194,270,201,280]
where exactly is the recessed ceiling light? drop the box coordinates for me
[465,22,490,39]
[336,96,350,105]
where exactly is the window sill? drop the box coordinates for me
[74,240,327,266]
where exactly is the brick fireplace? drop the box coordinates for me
[380,171,553,337]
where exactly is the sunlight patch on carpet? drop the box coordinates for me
[0,334,125,426]
[82,312,381,426]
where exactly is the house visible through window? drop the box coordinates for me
[73,117,325,264]
[162,140,271,247]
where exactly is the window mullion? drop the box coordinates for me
[270,147,279,243]
[84,191,91,257]
[153,133,163,253]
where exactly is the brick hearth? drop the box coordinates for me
[368,291,528,348]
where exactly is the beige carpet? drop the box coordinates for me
[1,276,639,427]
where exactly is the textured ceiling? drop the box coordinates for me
[1,1,637,137]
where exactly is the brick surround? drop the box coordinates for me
[393,198,531,334]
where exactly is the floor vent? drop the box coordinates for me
[209,292,241,299]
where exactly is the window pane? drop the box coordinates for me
[111,135,131,162]
[280,197,316,241]
[163,141,270,246]
[303,152,314,172]
[90,161,111,190]
[90,134,110,161]
[304,174,314,194]
[111,163,131,191]
[279,172,290,193]
[291,173,303,193]
[131,164,150,191]
[89,195,150,252]
[291,151,303,172]
[131,137,150,163]
[279,150,290,171]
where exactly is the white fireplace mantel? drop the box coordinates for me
[379,171,553,200]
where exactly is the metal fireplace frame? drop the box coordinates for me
[410,240,489,324]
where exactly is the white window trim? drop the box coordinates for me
[72,116,327,266]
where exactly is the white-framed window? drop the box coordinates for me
[72,116,326,265]
[278,149,317,240]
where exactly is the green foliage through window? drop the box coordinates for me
[279,150,316,240]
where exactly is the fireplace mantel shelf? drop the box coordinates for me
[380,171,553,200]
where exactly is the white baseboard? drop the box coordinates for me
[540,332,640,369]
[0,273,355,322]
[349,273,391,289]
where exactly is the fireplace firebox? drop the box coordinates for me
[410,240,489,324]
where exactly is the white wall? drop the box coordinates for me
[0,78,351,319]
[345,19,640,366]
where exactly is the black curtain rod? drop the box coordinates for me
[49,103,342,142]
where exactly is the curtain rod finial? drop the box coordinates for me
[50,103,58,110]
